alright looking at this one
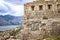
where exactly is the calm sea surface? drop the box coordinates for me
[0,25,20,31]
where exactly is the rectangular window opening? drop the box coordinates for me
[31,6,35,11]
[48,5,52,9]
[57,4,60,13]
[39,5,43,10]
[58,11,60,13]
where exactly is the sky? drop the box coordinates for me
[0,0,34,16]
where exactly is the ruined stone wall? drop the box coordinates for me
[22,0,60,38]
[23,0,60,29]
[24,0,60,19]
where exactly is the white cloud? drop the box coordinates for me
[4,0,34,5]
[4,2,24,16]
[0,0,24,16]
[0,0,34,16]
[9,5,24,16]
[24,0,34,3]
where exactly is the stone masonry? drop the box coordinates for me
[23,0,60,37]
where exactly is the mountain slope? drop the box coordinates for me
[0,15,23,26]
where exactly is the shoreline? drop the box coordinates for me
[0,25,21,31]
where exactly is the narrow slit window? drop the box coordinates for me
[48,5,52,9]
[57,4,60,13]
[39,5,43,10]
[31,6,35,11]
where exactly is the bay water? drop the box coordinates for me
[0,25,20,31]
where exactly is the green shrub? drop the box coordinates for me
[55,35,60,40]
[9,27,22,36]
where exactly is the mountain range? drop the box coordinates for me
[0,15,23,26]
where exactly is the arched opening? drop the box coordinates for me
[43,16,48,19]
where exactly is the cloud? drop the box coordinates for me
[3,1,24,16]
[5,0,34,5]
[0,0,34,16]
[0,0,24,16]
[9,5,24,16]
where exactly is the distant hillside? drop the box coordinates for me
[0,15,23,26]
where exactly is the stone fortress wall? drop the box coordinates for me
[23,0,60,36]
[24,0,60,19]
